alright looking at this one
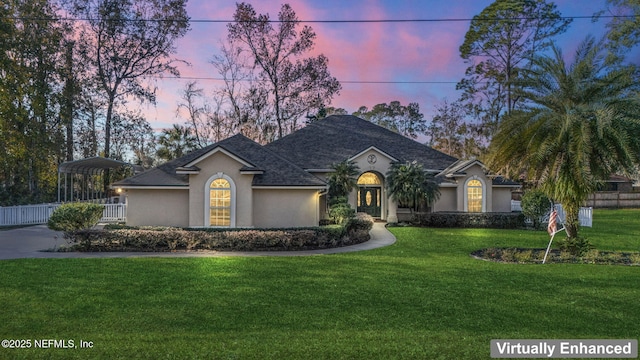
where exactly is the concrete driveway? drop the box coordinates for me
[0,223,396,260]
[0,225,65,259]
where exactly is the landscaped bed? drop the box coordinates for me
[0,209,638,359]
[58,216,374,252]
[472,247,640,265]
[45,202,375,252]
[60,225,364,252]
[469,208,640,265]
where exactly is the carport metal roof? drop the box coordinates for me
[58,157,131,175]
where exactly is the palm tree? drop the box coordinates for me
[327,160,360,200]
[485,36,640,240]
[156,124,199,161]
[386,161,440,214]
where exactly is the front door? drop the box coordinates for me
[357,187,381,217]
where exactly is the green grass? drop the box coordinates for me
[0,209,639,359]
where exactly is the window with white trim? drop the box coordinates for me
[208,177,232,226]
[467,179,483,212]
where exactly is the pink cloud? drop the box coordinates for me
[140,0,610,131]
[142,1,469,128]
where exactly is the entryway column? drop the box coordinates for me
[387,197,398,223]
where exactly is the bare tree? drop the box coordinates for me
[110,110,156,166]
[177,81,213,148]
[227,2,341,139]
[428,99,484,159]
[176,81,235,145]
[210,43,252,132]
[69,0,189,189]
[210,42,277,144]
[208,94,236,143]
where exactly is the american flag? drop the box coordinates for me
[547,209,557,235]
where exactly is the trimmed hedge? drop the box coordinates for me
[62,224,371,252]
[413,212,525,229]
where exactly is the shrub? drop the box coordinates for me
[344,213,374,243]
[530,249,546,263]
[601,251,622,264]
[581,249,600,264]
[521,189,551,229]
[513,249,533,263]
[557,236,593,257]
[47,203,104,231]
[328,196,349,207]
[499,248,515,262]
[328,201,356,225]
[346,213,374,233]
[414,212,525,229]
[559,251,575,262]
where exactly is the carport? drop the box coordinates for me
[57,157,133,203]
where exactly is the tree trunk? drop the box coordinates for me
[64,41,75,162]
[103,95,115,196]
[274,84,283,139]
[563,202,580,239]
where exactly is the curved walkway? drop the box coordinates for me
[0,222,396,260]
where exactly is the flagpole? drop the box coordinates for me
[543,232,555,264]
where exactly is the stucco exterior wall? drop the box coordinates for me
[491,187,514,212]
[350,148,394,177]
[433,187,457,212]
[187,151,254,227]
[253,189,319,228]
[125,189,189,227]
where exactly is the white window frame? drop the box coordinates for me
[464,176,486,213]
[204,172,236,227]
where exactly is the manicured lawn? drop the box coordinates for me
[0,209,638,359]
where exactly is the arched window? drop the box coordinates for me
[357,172,381,185]
[466,179,483,213]
[205,174,235,227]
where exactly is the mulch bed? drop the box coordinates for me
[471,248,640,265]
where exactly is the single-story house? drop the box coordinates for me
[113,115,520,228]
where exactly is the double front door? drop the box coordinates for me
[357,187,381,218]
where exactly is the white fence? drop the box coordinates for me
[0,203,126,226]
[101,204,127,222]
[511,200,592,227]
[511,200,522,212]
[554,204,593,228]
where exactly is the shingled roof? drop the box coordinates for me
[266,115,458,171]
[114,116,465,188]
[113,134,326,188]
[439,159,521,186]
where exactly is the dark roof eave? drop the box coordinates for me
[111,184,189,189]
[252,185,327,189]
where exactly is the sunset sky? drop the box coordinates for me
[142,0,627,130]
